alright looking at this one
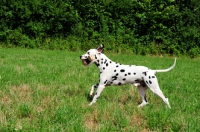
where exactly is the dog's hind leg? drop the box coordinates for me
[142,71,171,108]
[137,86,148,108]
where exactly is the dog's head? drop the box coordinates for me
[80,44,104,66]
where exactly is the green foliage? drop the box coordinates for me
[0,0,200,57]
[189,47,200,58]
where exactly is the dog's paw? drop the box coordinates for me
[133,83,140,87]
[88,102,93,106]
[138,102,148,108]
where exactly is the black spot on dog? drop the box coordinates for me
[129,65,131,67]
[116,65,119,68]
[123,78,126,81]
[100,72,102,74]
[95,83,99,88]
[106,63,109,66]
[95,55,97,59]
[110,61,112,63]
[149,76,151,79]
[101,61,103,64]
[112,76,117,81]
[120,69,125,72]
[118,82,122,85]
[152,76,155,78]
[143,72,147,76]
[114,70,116,72]
[104,80,107,84]
[104,59,107,64]
[101,58,103,60]
[149,80,152,84]
[116,73,119,76]
[134,73,136,75]
[125,74,127,76]
[87,52,90,55]
[128,72,131,75]
[146,81,148,84]
[103,67,105,70]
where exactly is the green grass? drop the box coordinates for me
[0,48,199,131]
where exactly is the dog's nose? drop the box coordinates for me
[80,56,82,59]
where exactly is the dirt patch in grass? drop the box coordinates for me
[0,111,7,124]
[36,84,49,91]
[14,65,23,74]
[84,109,100,131]
[9,84,32,103]
[1,95,12,104]
[131,114,153,132]
[27,63,38,72]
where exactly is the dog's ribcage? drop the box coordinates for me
[98,54,150,86]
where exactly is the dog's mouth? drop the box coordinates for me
[81,58,91,66]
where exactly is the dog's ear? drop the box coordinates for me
[97,44,104,53]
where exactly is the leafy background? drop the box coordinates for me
[0,0,200,57]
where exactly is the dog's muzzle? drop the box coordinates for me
[80,56,92,66]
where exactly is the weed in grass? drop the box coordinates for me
[18,103,32,118]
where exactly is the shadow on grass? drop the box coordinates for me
[85,92,93,102]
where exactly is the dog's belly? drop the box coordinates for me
[108,80,133,85]
[107,76,140,86]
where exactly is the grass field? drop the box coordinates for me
[0,48,199,131]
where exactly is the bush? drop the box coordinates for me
[0,0,199,57]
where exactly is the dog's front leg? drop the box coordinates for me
[89,83,99,97]
[89,84,105,106]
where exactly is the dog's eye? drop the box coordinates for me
[87,52,90,55]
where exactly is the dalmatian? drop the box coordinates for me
[80,44,176,108]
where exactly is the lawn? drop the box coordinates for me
[0,48,199,131]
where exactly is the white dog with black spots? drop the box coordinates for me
[80,44,176,108]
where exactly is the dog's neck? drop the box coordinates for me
[94,53,114,72]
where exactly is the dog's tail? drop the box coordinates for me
[152,58,176,74]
